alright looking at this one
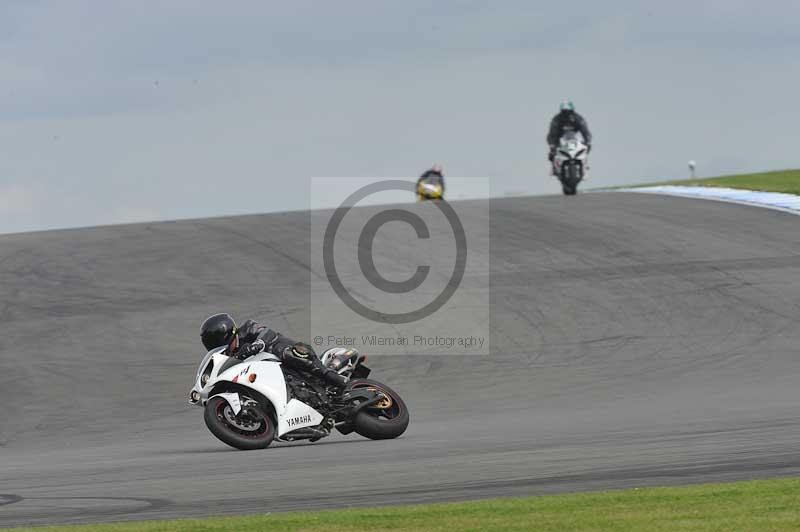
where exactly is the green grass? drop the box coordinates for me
[9,477,800,531]
[638,168,800,195]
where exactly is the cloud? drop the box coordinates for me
[0,184,37,214]
[0,1,798,234]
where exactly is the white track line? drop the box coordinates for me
[618,185,800,216]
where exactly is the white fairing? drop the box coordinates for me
[279,399,325,434]
[215,392,241,415]
[553,132,588,174]
[190,347,325,437]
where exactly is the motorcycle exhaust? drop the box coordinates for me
[281,427,329,441]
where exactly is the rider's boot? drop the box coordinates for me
[321,368,348,390]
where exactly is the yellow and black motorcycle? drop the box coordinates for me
[416,177,444,201]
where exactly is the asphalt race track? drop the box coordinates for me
[2,192,800,527]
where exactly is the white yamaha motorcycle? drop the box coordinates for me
[188,347,409,450]
[553,131,589,195]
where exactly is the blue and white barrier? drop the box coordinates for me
[619,186,800,216]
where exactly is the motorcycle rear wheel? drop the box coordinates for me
[348,379,410,440]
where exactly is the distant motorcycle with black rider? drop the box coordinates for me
[552,131,589,195]
[547,101,592,195]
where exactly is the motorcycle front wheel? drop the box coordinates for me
[204,396,275,450]
[560,167,580,196]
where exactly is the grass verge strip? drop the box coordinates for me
[8,477,800,532]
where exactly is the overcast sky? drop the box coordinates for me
[1,1,799,234]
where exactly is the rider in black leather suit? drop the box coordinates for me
[200,313,347,389]
[547,101,592,163]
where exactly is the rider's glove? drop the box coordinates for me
[239,339,265,358]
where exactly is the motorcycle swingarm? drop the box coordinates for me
[330,388,386,417]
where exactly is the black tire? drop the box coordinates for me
[204,396,275,450]
[568,163,581,182]
[561,164,581,195]
[348,379,410,440]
